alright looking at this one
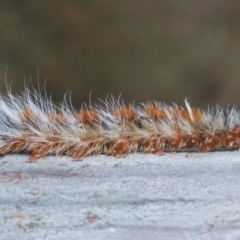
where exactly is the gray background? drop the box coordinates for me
[0,1,240,108]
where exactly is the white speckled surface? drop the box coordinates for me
[1,152,240,239]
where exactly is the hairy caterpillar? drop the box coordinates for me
[0,86,239,162]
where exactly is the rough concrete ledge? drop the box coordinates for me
[1,151,240,240]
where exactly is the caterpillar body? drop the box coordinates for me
[0,86,239,162]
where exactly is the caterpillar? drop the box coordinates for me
[0,85,239,162]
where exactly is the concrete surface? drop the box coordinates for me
[1,151,240,240]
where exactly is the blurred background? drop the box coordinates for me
[0,0,240,108]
